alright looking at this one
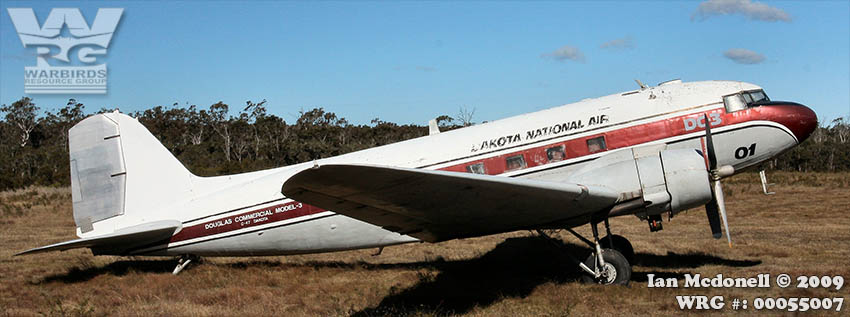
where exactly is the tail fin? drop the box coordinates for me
[69,111,194,236]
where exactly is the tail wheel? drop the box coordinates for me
[580,249,631,285]
[599,234,635,264]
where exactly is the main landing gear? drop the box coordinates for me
[537,217,635,286]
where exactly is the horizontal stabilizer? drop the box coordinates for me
[16,220,182,256]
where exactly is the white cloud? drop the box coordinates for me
[541,45,585,62]
[723,48,766,64]
[600,36,634,50]
[693,0,791,22]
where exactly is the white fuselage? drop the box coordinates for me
[119,80,809,256]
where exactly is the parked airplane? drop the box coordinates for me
[18,79,817,285]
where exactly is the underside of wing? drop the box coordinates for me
[16,220,181,256]
[282,164,618,242]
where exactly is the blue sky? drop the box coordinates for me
[1,0,848,125]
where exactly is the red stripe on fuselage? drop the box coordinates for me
[170,201,324,243]
[169,104,794,244]
[439,105,794,175]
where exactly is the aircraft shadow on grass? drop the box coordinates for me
[37,259,176,284]
[37,236,761,315]
[348,237,762,316]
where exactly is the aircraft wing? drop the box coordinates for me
[282,164,619,242]
[16,220,181,256]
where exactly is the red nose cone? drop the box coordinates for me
[757,103,817,143]
[786,104,818,143]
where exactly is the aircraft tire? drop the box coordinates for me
[580,249,631,286]
[599,235,635,264]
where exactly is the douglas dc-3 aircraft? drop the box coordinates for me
[18,79,817,285]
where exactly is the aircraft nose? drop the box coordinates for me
[761,102,818,143]
[787,104,818,143]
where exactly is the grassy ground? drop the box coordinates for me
[1,172,848,316]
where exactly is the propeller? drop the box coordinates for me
[702,114,734,247]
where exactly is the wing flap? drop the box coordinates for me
[282,164,618,242]
[16,220,181,256]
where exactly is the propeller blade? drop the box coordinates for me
[703,114,717,170]
[703,114,731,247]
[705,198,723,239]
[714,180,732,247]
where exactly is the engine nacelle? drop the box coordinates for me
[567,145,712,217]
[659,149,714,214]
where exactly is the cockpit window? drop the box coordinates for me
[749,90,769,103]
[723,89,770,112]
[724,94,747,112]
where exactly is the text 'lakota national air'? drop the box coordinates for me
[471,115,609,153]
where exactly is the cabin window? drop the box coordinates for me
[466,163,486,174]
[586,136,607,153]
[546,145,567,162]
[505,155,526,171]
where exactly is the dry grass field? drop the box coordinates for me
[1,172,848,316]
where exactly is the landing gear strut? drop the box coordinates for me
[537,216,632,285]
[600,219,636,264]
[172,254,200,275]
[580,248,630,285]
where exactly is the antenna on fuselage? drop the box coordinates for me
[428,119,441,135]
[634,79,648,90]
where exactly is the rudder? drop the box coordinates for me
[69,112,194,236]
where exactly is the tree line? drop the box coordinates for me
[1,96,848,190]
[0,97,461,190]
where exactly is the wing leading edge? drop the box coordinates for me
[282,164,619,242]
